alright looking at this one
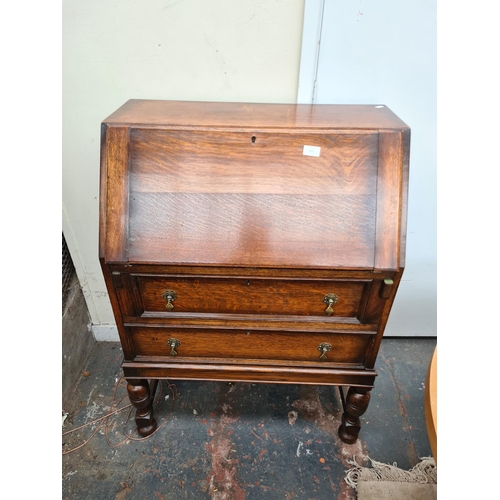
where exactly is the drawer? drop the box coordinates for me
[130,275,370,320]
[129,326,373,365]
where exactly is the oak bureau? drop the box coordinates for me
[99,100,410,443]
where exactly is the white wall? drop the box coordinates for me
[62,0,306,340]
[299,0,437,337]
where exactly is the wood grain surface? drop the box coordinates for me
[104,126,129,263]
[127,129,378,268]
[134,275,368,318]
[99,100,410,444]
[129,326,372,364]
[103,100,409,131]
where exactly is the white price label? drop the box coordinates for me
[303,145,321,157]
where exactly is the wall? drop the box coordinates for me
[298,0,437,337]
[62,0,306,340]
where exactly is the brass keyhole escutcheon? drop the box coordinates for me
[318,342,332,360]
[323,293,339,316]
[167,338,181,356]
[162,290,177,311]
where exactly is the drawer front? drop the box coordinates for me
[131,275,370,320]
[129,326,372,364]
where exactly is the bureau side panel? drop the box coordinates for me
[103,126,130,263]
[99,123,108,260]
[98,264,137,359]
[399,128,411,268]
[363,271,404,368]
[374,131,405,271]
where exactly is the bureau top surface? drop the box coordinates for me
[103,100,409,131]
[100,101,409,271]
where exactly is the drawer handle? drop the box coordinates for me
[323,294,339,316]
[318,342,332,360]
[167,338,181,356]
[162,290,177,311]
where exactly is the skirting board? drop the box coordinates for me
[92,324,119,341]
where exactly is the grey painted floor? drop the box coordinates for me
[62,338,436,500]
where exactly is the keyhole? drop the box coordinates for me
[251,136,256,144]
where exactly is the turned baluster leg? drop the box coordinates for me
[338,386,371,444]
[127,379,157,437]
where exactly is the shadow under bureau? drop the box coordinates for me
[99,100,410,443]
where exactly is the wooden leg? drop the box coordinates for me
[338,386,371,444]
[126,379,157,437]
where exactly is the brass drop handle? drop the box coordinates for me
[162,290,177,311]
[167,338,181,356]
[318,342,332,360]
[323,293,339,316]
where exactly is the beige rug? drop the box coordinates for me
[345,457,437,500]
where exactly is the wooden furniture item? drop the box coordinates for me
[99,100,410,443]
[425,347,437,463]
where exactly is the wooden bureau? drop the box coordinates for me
[99,100,410,443]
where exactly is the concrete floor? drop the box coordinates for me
[62,338,436,500]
